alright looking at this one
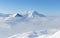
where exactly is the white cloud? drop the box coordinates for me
[37,35,50,38]
[8,29,60,38]
[0,15,60,38]
[0,17,11,29]
[7,17,60,38]
[0,23,11,29]
[49,31,60,38]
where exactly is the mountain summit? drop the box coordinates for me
[12,13,23,17]
[27,10,46,18]
[4,13,23,21]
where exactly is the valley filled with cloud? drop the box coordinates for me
[0,11,60,38]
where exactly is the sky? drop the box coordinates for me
[0,0,60,16]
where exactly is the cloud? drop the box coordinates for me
[49,31,60,38]
[0,16,60,38]
[37,35,50,38]
[0,17,11,29]
[7,17,60,38]
[0,22,11,29]
[8,29,59,38]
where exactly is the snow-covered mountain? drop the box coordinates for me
[25,10,46,18]
[12,13,23,17]
[4,13,23,21]
[2,10,46,18]
[3,10,46,21]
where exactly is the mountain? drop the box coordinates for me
[0,10,46,21]
[4,13,23,21]
[26,10,46,18]
[12,13,23,17]
[4,10,46,21]
[0,11,47,25]
[0,13,23,17]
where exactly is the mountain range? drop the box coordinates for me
[0,10,46,21]
[0,10,46,18]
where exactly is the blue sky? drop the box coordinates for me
[0,0,60,16]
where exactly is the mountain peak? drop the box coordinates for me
[27,10,33,18]
[12,13,23,17]
[27,10,46,18]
